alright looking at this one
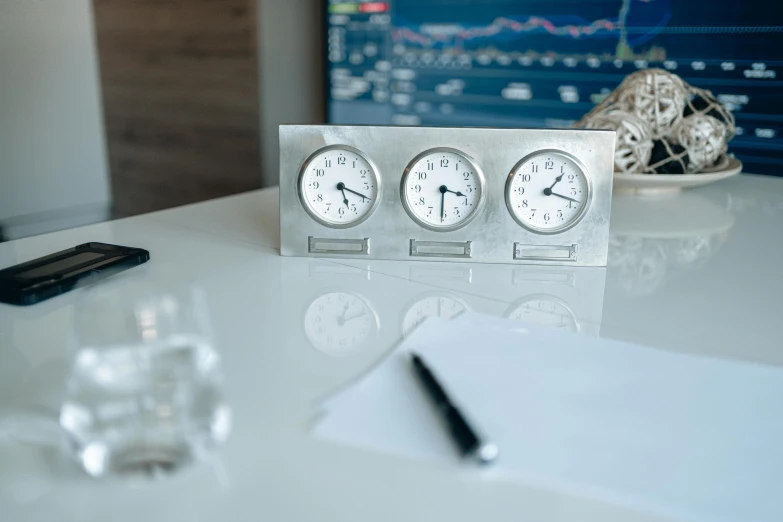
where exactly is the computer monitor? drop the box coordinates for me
[325,0,783,176]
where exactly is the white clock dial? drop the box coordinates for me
[299,146,381,228]
[506,151,590,233]
[505,295,580,333]
[401,148,485,231]
[402,294,469,337]
[304,291,379,357]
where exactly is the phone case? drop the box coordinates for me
[0,242,150,306]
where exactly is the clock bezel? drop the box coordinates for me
[505,149,593,235]
[297,144,383,229]
[399,147,487,233]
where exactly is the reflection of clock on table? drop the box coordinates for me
[504,294,580,333]
[303,291,380,357]
[402,293,470,337]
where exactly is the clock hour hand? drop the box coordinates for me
[443,188,465,197]
[336,182,350,208]
[549,192,580,204]
[547,174,564,192]
[342,186,370,201]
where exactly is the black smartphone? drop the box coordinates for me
[0,242,150,306]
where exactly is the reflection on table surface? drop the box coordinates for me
[281,260,606,363]
[1,177,782,521]
[608,190,735,295]
[603,178,783,367]
[281,176,783,373]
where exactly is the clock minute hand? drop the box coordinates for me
[439,185,447,223]
[342,186,370,201]
[550,192,581,204]
[335,301,351,326]
[342,311,367,322]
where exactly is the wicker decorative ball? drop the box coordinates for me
[616,69,686,138]
[676,114,728,172]
[577,69,736,174]
[583,109,653,173]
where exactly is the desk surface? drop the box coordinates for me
[1,175,782,521]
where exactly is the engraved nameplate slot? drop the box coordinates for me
[410,240,472,258]
[308,237,370,255]
[514,243,577,262]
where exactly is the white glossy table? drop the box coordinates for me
[1,175,782,521]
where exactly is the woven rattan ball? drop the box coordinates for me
[684,87,735,140]
[616,69,687,139]
[583,109,652,173]
[577,68,735,174]
[675,114,728,172]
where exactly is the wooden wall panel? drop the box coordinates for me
[93,0,261,217]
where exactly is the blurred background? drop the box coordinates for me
[1,0,780,241]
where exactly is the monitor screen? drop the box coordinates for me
[325,0,783,176]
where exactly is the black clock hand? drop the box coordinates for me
[336,182,350,208]
[342,186,370,201]
[439,185,447,222]
[549,192,581,204]
[342,311,367,322]
[546,173,564,193]
[443,188,465,197]
[335,301,350,326]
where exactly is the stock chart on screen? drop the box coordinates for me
[325,0,783,175]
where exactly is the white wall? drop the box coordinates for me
[0,0,110,237]
[256,0,325,187]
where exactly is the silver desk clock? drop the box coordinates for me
[279,125,615,266]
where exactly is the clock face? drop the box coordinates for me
[304,291,379,357]
[506,151,590,233]
[401,148,484,231]
[402,294,469,337]
[505,295,579,333]
[299,146,381,228]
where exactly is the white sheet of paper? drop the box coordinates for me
[314,314,783,522]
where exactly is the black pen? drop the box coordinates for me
[410,352,498,464]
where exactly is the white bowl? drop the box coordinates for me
[613,157,742,195]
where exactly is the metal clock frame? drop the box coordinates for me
[280,125,615,267]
